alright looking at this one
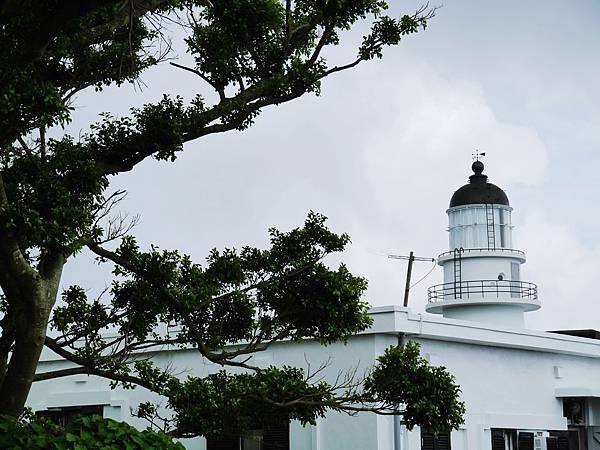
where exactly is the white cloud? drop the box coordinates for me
[520,212,600,330]
[62,56,560,324]
[59,3,600,333]
[330,61,550,312]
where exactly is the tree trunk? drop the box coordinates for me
[0,264,63,417]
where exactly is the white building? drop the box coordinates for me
[30,162,600,450]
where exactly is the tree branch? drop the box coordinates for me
[85,241,263,369]
[43,337,156,390]
[33,366,91,382]
[320,56,366,78]
[0,174,38,291]
[170,62,225,101]
[308,22,334,65]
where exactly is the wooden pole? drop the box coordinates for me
[403,251,415,307]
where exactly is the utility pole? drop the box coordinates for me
[388,252,435,307]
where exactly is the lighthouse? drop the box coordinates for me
[426,160,540,328]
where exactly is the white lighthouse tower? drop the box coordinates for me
[426,160,540,328]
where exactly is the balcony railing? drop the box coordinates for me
[427,279,538,303]
[438,248,525,259]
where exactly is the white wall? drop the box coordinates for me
[442,304,525,328]
[442,255,525,285]
[30,334,397,450]
[406,336,600,450]
[29,308,600,450]
[448,204,513,250]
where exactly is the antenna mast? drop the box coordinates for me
[388,252,435,307]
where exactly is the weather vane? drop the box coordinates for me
[472,149,486,161]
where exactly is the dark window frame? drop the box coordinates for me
[421,428,451,450]
[207,421,290,450]
[36,405,104,427]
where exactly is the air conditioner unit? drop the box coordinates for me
[518,430,549,450]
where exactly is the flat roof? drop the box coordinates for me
[368,305,600,359]
[548,329,600,341]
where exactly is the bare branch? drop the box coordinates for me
[170,62,225,101]
[43,337,156,390]
[34,366,91,382]
[308,22,334,66]
[39,125,46,160]
[16,136,32,155]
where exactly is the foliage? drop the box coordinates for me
[0,0,464,441]
[164,367,335,438]
[0,414,184,450]
[52,213,371,360]
[2,139,108,255]
[365,342,465,433]
[154,342,465,437]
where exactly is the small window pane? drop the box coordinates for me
[206,436,240,450]
[242,432,263,450]
[36,405,103,428]
[421,429,451,450]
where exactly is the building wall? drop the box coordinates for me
[442,304,526,328]
[408,336,600,450]
[442,255,525,285]
[29,334,397,450]
[28,309,600,450]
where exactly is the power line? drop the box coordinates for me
[388,252,435,307]
[409,259,437,290]
[388,254,434,262]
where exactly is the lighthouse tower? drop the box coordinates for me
[426,161,540,328]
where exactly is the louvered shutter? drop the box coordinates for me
[263,422,290,450]
[436,432,451,450]
[518,432,534,450]
[206,437,239,450]
[421,430,451,450]
[421,430,435,450]
[557,436,569,450]
[491,431,505,450]
[545,437,558,450]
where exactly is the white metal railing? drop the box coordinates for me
[427,279,538,303]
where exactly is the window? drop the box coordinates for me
[421,429,451,450]
[206,437,240,450]
[549,431,575,450]
[491,429,506,450]
[545,435,571,450]
[207,422,289,450]
[563,398,586,425]
[490,429,572,450]
[36,405,103,427]
[517,432,534,450]
[241,431,263,450]
[498,208,506,248]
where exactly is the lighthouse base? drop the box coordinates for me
[442,304,526,328]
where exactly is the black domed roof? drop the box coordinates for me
[449,161,509,208]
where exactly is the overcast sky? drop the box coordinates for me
[60,1,600,331]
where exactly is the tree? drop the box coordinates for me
[0,413,185,450]
[0,0,464,440]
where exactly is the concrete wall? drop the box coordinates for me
[442,304,526,328]
[29,334,397,450]
[28,308,600,450]
[408,337,600,450]
[442,255,525,285]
